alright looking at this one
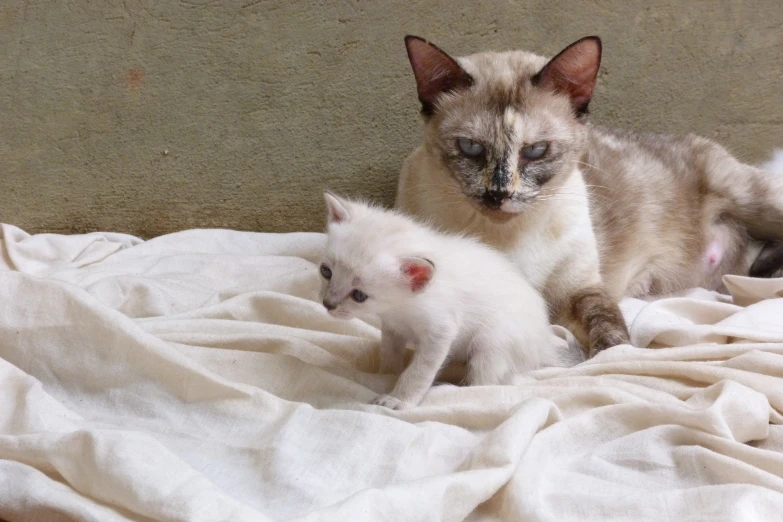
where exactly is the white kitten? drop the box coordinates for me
[319,192,571,410]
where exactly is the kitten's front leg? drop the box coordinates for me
[378,324,406,375]
[372,331,454,410]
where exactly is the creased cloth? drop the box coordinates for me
[1,223,782,522]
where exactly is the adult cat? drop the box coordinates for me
[396,35,782,355]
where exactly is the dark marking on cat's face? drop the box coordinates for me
[408,37,600,215]
[435,100,580,214]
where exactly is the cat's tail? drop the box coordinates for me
[746,148,783,278]
[699,140,783,242]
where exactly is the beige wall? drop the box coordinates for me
[1,0,781,237]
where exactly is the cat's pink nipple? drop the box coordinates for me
[704,240,724,271]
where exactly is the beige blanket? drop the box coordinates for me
[1,223,782,521]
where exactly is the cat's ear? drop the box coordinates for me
[400,257,435,292]
[405,35,473,116]
[533,36,602,116]
[324,191,351,224]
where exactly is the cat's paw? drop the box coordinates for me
[589,329,630,357]
[371,394,409,410]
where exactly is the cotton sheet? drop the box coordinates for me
[1,223,782,522]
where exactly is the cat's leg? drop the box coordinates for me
[559,285,630,357]
[372,330,455,410]
[378,324,406,375]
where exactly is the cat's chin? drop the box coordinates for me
[479,206,522,224]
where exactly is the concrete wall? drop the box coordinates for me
[1,0,781,237]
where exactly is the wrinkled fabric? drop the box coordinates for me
[0,223,782,522]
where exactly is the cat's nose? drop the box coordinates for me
[482,188,511,208]
[322,299,337,311]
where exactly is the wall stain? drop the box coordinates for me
[125,67,145,92]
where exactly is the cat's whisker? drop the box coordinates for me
[573,161,615,185]
[539,189,612,202]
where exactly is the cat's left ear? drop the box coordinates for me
[533,36,602,117]
[324,191,351,224]
[400,257,435,292]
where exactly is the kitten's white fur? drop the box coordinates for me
[320,192,570,410]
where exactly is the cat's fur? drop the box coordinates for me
[396,36,783,355]
[319,192,565,410]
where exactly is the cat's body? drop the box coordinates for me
[320,193,564,410]
[396,38,783,353]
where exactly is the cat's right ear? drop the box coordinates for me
[533,36,602,117]
[405,36,473,116]
[324,191,350,224]
[400,257,435,292]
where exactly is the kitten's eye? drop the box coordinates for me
[522,141,549,160]
[351,289,368,303]
[457,138,485,157]
[320,264,332,279]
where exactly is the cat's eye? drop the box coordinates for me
[457,138,485,157]
[320,264,332,279]
[351,289,368,303]
[522,141,549,160]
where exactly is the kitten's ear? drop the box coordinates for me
[400,257,435,292]
[324,191,351,224]
[405,35,473,116]
[533,36,602,116]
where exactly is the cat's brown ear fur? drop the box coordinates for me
[533,36,602,116]
[405,36,473,116]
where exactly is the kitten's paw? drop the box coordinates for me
[371,394,409,410]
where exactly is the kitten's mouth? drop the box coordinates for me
[327,308,351,319]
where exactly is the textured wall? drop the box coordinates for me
[1,0,781,237]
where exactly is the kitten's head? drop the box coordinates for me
[405,35,601,219]
[319,192,435,319]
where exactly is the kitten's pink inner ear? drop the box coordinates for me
[535,36,602,115]
[401,257,434,292]
[324,192,349,223]
[405,36,473,114]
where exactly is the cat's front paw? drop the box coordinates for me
[371,394,409,410]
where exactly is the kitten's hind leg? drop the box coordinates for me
[466,349,514,386]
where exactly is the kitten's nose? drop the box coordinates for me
[322,299,337,311]
[482,189,511,208]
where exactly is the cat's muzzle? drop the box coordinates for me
[481,188,511,209]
